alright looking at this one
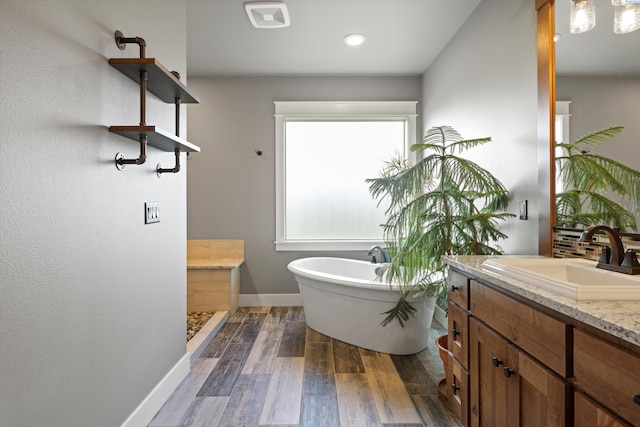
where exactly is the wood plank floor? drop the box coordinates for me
[149,306,462,427]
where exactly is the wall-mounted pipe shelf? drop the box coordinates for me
[109,30,200,174]
[109,126,200,153]
[108,58,200,104]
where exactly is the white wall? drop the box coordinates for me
[186,76,422,296]
[0,1,189,425]
[421,0,539,255]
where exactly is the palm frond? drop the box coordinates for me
[380,291,417,327]
[556,125,639,231]
[571,126,624,149]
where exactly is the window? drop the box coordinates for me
[274,101,418,251]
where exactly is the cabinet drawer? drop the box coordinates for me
[470,280,568,376]
[448,302,469,368]
[449,353,469,426]
[574,329,640,426]
[574,391,631,427]
[448,269,469,310]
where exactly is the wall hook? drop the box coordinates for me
[255,150,263,156]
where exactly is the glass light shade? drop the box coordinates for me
[570,0,597,34]
[613,3,640,33]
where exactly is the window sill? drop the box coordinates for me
[274,240,385,252]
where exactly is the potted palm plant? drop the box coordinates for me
[367,125,514,326]
[555,126,640,232]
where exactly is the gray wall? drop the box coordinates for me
[421,0,540,255]
[0,1,189,425]
[186,77,422,295]
[557,76,640,170]
[557,75,640,229]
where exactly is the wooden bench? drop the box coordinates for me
[187,240,244,314]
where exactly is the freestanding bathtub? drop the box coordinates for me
[287,257,436,355]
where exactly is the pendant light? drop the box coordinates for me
[570,0,597,33]
[612,0,640,34]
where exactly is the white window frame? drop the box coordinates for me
[274,101,418,251]
[555,101,571,193]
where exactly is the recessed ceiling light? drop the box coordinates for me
[344,33,366,46]
[245,2,290,29]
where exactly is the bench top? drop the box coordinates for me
[187,240,245,270]
[187,258,244,270]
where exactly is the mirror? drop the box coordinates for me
[554,0,640,231]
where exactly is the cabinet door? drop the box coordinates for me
[574,329,640,426]
[470,318,568,427]
[448,301,469,368]
[575,392,632,427]
[504,345,569,427]
[470,318,508,427]
[449,353,470,426]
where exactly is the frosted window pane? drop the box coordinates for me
[285,121,405,240]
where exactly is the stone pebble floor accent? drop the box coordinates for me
[187,312,214,341]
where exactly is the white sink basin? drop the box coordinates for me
[481,257,640,301]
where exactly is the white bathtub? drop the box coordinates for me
[287,257,436,355]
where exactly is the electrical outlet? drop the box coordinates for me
[145,202,160,224]
[519,200,528,220]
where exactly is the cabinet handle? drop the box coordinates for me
[451,285,459,292]
[634,395,640,406]
[492,357,503,367]
[452,383,460,393]
[503,367,515,378]
[452,329,461,338]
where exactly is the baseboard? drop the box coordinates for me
[433,304,448,328]
[239,293,303,307]
[120,353,190,427]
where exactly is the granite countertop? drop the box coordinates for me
[187,258,244,270]
[443,255,640,348]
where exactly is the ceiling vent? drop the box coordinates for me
[245,2,290,29]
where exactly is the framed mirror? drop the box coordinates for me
[555,0,640,231]
[537,0,640,256]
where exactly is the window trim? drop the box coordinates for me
[274,101,418,252]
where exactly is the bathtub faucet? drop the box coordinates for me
[367,245,390,263]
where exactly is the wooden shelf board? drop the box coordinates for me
[109,125,201,153]
[109,58,200,104]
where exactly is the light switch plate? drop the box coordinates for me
[519,200,528,220]
[145,202,160,224]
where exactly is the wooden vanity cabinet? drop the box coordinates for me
[446,264,640,426]
[447,269,569,426]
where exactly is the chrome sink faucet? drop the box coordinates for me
[367,245,390,264]
[579,225,640,275]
